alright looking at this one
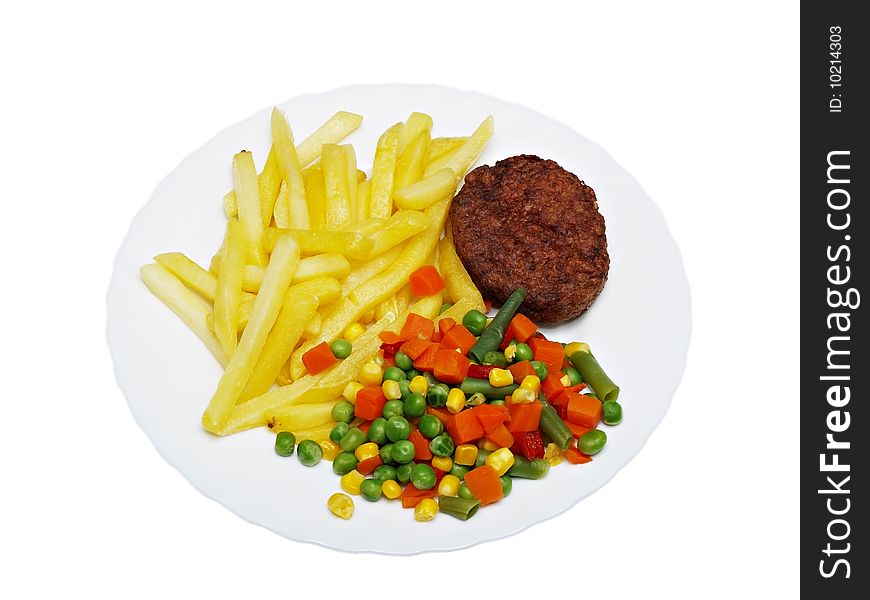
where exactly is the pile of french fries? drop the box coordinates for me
[141,109,491,438]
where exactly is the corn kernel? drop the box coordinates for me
[358,362,383,386]
[342,381,364,403]
[520,375,541,394]
[344,322,365,342]
[454,444,478,466]
[544,442,564,467]
[354,442,379,462]
[438,474,460,497]
[488,368,514,387]
[510,387,536,405]
[371,354,386,367]
[382,480,402,499]
[340,470,365,495]
[486,447,516,476]
[479,438,499,452]
[565,342,590,357]
[446,388,466,414]
[361,309,376,324]
[319,440,340,461]
[432,455,453,471]
[409,375,429,396]
[382,379,402,400]
[504,344,517,361]
[414,498,439,522]
[560,374,571,386]
[327,492,354,519]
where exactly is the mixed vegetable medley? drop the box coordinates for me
[273,287,621,522]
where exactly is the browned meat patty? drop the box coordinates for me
[449,155,609,324]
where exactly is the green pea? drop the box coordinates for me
[417,414,443,439]
[423,372,440,387]
[329,422,349,443]
[449,464,470,479]
[602,401,623,425]
[483,351,507,368]
[379,443,395,464]
[530,360,548,380]
[366,417,388,444]
[339,427,366,452]
[562,366,583,386]
[360,479,383,502]
[372,464,398,481]
[274,431,296,457]
[398,379,412,398]
[382,399,404,419]
[405,368,421,380]
[297,439,323,467]
[475,449,492,468]
[500,475,513,496]
[488,399,505,406]
[394,351,413,371]
[385,416,411,442]
[439,302,453,315]
[429,434,454,457]
[514,343,534,362]
[331,400,355,424]
[383,366,407,382]
[458,482,476,500]
[427,383,449,407]
[410,464,436,490]
[332,451,358,475]
[462,310,487,336]
[396,461,415,483]
[583,392,599,400]
[391,439,416,464]
[330,338,352,359]
[577,429,607,455]
[403,392,426,418]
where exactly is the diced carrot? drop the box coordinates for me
[566,421,592,438]
[409,428,433,460]
[399,339,431,360]
[508,360,538,382]
[464,465,504,505]
[400,312,435,341]
[566,393,602,428]
[509,313,538,343]
[354,387,387,421]
[529,338,565,376]
[426,406,451,425]
[507,402,543,432]
[438,317,456,338]
[542,372,565,401]
[301,341,338,375]
[400,483,438,508]
[472,404,507,435]
[409,265,445,297]
[441,324,477,355]
[357,455,382,475]
[446,409,484,444]
[565,448,593,464]
[499,323,516,350]
[379,330,404,344]
[486,423,515,448]
[433,348,470,384]
[413,343,441,372]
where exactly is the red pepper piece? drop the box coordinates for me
[467,363,496,379]
[380,340,404,359]
[513,430,545,459]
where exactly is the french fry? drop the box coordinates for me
[295,111,363,168]
[223,147,281,226]
[365,210,432,258]
[427,136,466,163]
[241,255,349,293]
[322,144,352,230]
[438,235,485,312]
[271,108,309,229]
[272,181,289,232]
[394,130,430,191]
[343,145,359,228]
[303,311,322,340]
[394,168,457,211]
[233,151,267,267]
[302,163,327,230]
[424,116,494,177]
[155,252,217,300]
[434,296,477,326]
[342,243,406,297]
[213,218,245,358]
[268,420,334,442]
[397,112,433,157]
[140,263,226,367]
[368,122,402,220]
[276,358,294,386]
[265,401,339,432]
[356,179,371,223]
[202,235,301,433]
[263,228,373,259]
[375,284,411,321]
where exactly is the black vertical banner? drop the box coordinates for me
[802,2,867,596]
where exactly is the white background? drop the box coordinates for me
[1,1,799,597]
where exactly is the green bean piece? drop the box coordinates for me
[385,416,411,442]
[383,366,407,382]
[482,351,508,368]
[382,399,404,419]
[398,379,412,398]
[410,464,436,490]
[440,302,453,314]
[500,475,513,497]
[569,351,620,402]
[462,310,487,336]
[562,366,583,385]
[330,338,352,359]
[297,439,323,466]
[449,464,470,479]
[379,443,395,464]
[429,434,455,457]
[458,482,476,500]
[366,417,388,444]
[602,400,623,425]
[465,392,486,407]
[396,462,415,483]
[438,495,481,521]
[469,288,526,362]
[274,431,296,457]
[488,399,505,406]
[514,343,533,362]
[329,422,349,443]
[475,449,492,468]
[360,479,383,501]
[530,360,548,380]
[394,351,413,371]
[427,382,449,407]
[577,429,607,455]
[331,400,355,424]
[507,456,550,479]
[372,464,398,481]
[391,440,416,464]
[460,378,518,398]
[339,427,367,452]
[418,414,443,439]
[538,398,573,450]
[403,392,426,418]
[332,451,358,475]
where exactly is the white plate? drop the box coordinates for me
[107,84,690,554]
